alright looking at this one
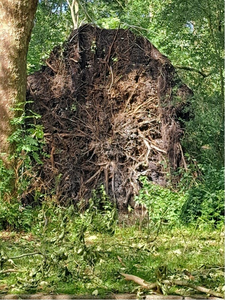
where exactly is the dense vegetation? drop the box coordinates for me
[0,0,224,297]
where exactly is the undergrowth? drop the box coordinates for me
[0,187,224,296]
[0,102,45,205]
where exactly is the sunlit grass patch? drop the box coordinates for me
[0,206,224,296]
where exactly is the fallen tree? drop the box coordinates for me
[26,24,192,209]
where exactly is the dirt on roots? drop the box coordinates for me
[26,24,193,210]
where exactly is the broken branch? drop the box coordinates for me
[120,273,223,298]
[121,273,157,289]
[165,279,223,298]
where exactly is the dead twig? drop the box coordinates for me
[175,65,211,78]
[117,256,126,267]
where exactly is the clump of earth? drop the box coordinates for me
[26,24,192,210]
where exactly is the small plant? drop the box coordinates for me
[84,185,118,235]
[8,102,45,165]
[0,199,35,231]
[135,176,185,230]
[180,166,224,226]
[0,160,14,200]
[0,102,46,230]
[0,102,45,201]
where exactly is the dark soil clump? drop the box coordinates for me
[26,24,192,210]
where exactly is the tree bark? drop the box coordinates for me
[0,0,38,162]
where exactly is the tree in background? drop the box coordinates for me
[153,0,224,168]
[67,0,79,29]
[27,0,71,74]
[0,0,38,161]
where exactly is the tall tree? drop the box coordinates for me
[0,0,38,162]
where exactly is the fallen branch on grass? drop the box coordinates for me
[0,269,18,274]
[164,280,223,299]
[120,273,223,298]
[120,273,157,290]
[11,252,43,259]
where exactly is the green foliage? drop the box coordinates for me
[135,176,185,228]
[136,170,224,230]
[152,0,224,169]
[0,200,34,231]
[8,105,45,164]
[0,161,14,200]
[0,103,45,202]
[83,185,118,235]
[27,1,72,73]
[181,92,224,168]
[180,166,224,226]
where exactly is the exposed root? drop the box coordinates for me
[26,24,192,209]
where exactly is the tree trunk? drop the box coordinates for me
[0,0,38,162]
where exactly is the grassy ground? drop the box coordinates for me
[0,214,224,297]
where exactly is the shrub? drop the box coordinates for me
[0,199,34,231]
[135,176,185,228]
[180,166,224,226]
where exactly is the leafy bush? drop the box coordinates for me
[0,103,45,202]
[0,103,46,231]
[135,176,185,228]
[0,199,34,231]
[8,104,45,165]
[180,166,224,226]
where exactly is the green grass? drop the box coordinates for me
[0,218,224,297]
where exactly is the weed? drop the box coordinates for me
[0,102,45,200]
[180,166,224,226]
[0,200,34,231]
[84,185,118,235]
[135,176,185,231]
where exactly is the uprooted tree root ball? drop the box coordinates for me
[26,24,192,210]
